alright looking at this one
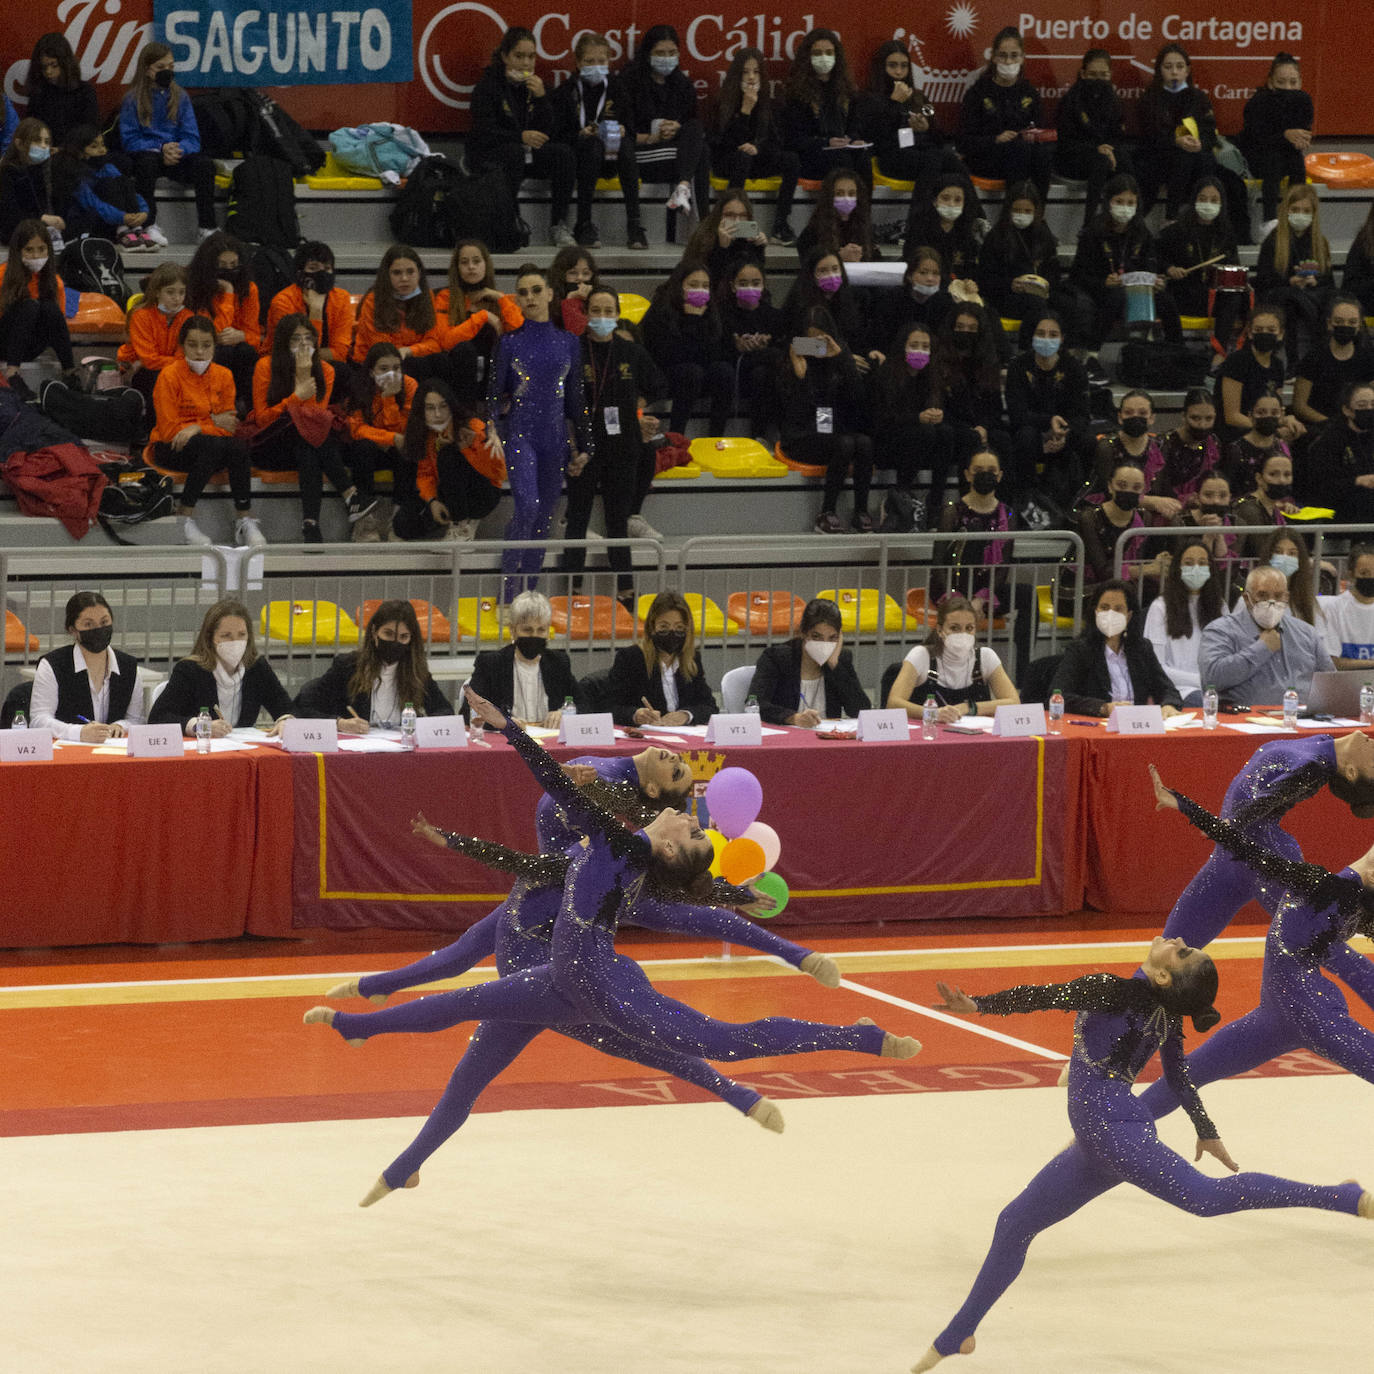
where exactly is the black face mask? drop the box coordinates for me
[1253,415,1281,437]
[1120,415,1150,438]
[1264,481,1293,499]
[374,637,408,664]
[77,625,112,653]
[85,154,106,170]
[1111,489,1140,511]
[514,635,547,659]
[1199,502,1230,517]
[301,270,335,295]
[154,68,174,89]
[1356,577,1374,598]
[952,332,977,353]
[1332,324,1360,346]
[970,471,999,494]
[1250,331,1279,353]
[1187,425,1212,442]
[652,628,687,656]
[1353,409,1374,432]
[219,266,247,292]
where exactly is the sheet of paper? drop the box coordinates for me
[639,724,711,737]
[1223,722,1295,735]
[337,736,410,753]
[1163,712,1198,730]
[1295,718,1362,728]
[524,726,560,740]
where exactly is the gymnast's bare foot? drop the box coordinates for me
[747,1098,785,1134]
[359,1172,420,1208]
[882,1032,922,1059]
[303,1005,365,1046]
[325,978,387,1004]
[911,1337,974,1370]
[800,952,841,988]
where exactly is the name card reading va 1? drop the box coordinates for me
[1107,704,1166,735]
[282,718,339,753]
[705,713,762,745]
[0,727,53,762]
[559,713,615,746]
[857,708,908,741]
[126,724,186,758]
[993,703,1047,737]
[414,715,467,749]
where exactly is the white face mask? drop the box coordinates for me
[1096,609,1128,639]
[996,61,1022,80]
[1250,599,1286,629]
[1194,200,1222,222]
[1109,203,1137,224]
[936,203,963,222]
[1180,565,1211,592]
[374,368,402,392]
[811,53,835,75]
[186,356,212,375]
[1011,211,1034,230]
[216,639,248,669]
[426,416,450,432]
[21,255,49,273]
[804,638,836,666]
[943,631,976,658]
[1287,211,1313,233]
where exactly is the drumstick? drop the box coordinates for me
[1181,253,1229,277]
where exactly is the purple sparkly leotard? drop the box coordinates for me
[929,970,1361,1358]
[1163,735,1337,945]
[1142,790,1374,1121]
[489,318,590,595]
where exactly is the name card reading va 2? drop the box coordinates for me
[0,728,52,762]
[706,713,762,745]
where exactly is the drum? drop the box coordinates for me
[1210,263,1248,292]
[1122,270,1157,325]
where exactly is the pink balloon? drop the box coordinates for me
[741,821,780,872]
[704,767,763,838]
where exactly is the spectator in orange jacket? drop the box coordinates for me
[186,230,260,406]
[147,314,262,548]
[117,261,190,404]
[250,313,375,543]
[0,218,74,397]
[265,239,355,368]
[393,378,506,540]
[349,244,451,389]
[342,341,416,543]
[432,240,519,407]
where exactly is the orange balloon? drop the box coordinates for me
[719,836,766,886]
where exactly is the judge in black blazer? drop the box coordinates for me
[464,590,579,727]
[1049,579,1183,719]
[609,589,718,726]
[749,597,870,726]
[151,598,294,735]
[295,599,449,732]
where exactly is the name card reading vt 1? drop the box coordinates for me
[993,703,1047,737]
[1107,704,1166,735]
[0,727,52,762]
[126,724,185,758]
[856,708,908,741]
[705,713,762,745]
[414,715,467,749]
[282,718,339,753]
[558,713,615,746]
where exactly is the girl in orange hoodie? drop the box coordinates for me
[0,218,74,397]
[343,341,416,542]
[147,314,262,548]
[186,230,260,407]
[349,244,451,388]
[118,261,190,405]
[432,238,522,403]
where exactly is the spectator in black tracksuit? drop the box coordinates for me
[904,174,982,282]
[1157,176,1243,345]
[716,256,785,441]
[957,27,1052,202]
[857,40,965,200]
[640,257,733,435]
[24,33,99,147]
[869,322,950,514]
[779,28,869,185]
[1054,50,1135,226]
[1237,54,1313,227]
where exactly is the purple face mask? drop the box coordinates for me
[905,348,931,370]
[833,195,858,216]
[684,287,711,308]
[816,272,843,294]
[735,285,763,306]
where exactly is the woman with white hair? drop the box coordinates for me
[465,590,579,727]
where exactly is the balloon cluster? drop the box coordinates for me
[701,767,788,918]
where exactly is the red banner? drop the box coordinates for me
[5,1,1372,136]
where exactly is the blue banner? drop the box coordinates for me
[156,1,413,87]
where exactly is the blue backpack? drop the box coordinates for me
[328,124,431,183]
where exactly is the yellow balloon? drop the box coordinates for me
[705,827,727,877]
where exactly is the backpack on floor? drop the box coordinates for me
[37,377,144,446]
[243,89,326,176]
[879,487,923,533]
[59,236,131,309]
[244,243,296,328]
[389,156,522,252]
[96,457,175,542]
[227,156,301,250]
[190,88,257,157]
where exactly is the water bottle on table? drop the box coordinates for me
[196,707,212,754]
[562,695,577,721]
[1361,682,1374,726]
[401,701,417,748]
[1283,686,1299,730]
[746,694,760,717]
[1048,691,1064,734]
[1202,684,1218,730]
[11,709,26,730]
[921,696,938,740]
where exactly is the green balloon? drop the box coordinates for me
[753,871,789,919]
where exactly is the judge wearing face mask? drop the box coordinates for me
[1050,580,1182,718]
[749,597,870,727]
[889,595,1019,722]
[609,590,718,727]
[1308,382,1374,523]
[1198,564,1333,705]
[465,591,579,729]
[150,599,293,735]
[29,591,149,743]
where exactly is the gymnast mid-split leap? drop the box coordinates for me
[306,688,919,1204]
[910,936,1371,1371]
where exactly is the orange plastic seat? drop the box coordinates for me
[356,599,453,643]
[250,467,302,485]
[549,594,636,641]
[798,178,823,193]
[773,442,827,478]
[1305,152,1374,188]
[726,591,806,635]
[908,587,1006,631]
[969,175,1006,192]
[5,610,38,652]
[71,293,127,336]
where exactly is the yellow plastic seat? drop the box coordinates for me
[595,175,622,193]
[688,437,786,478]
[453,596,504,642]
[306,151,385,191]
[1180,315,1214,331]
[709,175,782,193]
[871,161,914,193]
[819,588,919,633]
[656,460,703,479]
[260,599,360,646]
[619,292,650,323]
[125,292,145,315]
[1036,585,1075,631]
[636,592,736,638]
[1001,317,1022,334]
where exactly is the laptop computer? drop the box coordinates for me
[1303,670,1371,719]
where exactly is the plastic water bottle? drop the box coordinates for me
[922,696,939,740]
[745,694,760,717]
[1361,682,1374,726]
[562,695,577,720]
[1283,686,1299,730]
[1203,684,1219,731]
[11,709,25,730]
[196,707,212,754]
[401,701,417,749]
[1048,691,1064,734]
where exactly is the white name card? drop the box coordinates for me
[282,718,339,753]
[856,708,909,741]
[993,704,1047,737]
[0,727,52,762]
[558,712,615,747]
[705,713,763,745]
[1107,704,1166,735]
[126,724,185,758]
[415,715,467,749]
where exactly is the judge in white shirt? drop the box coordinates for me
[1318,544,1374,669]
[1143,539,1225,705]
[30,591,148,742]
[886,595,1019,722]
[464,591,579,728]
